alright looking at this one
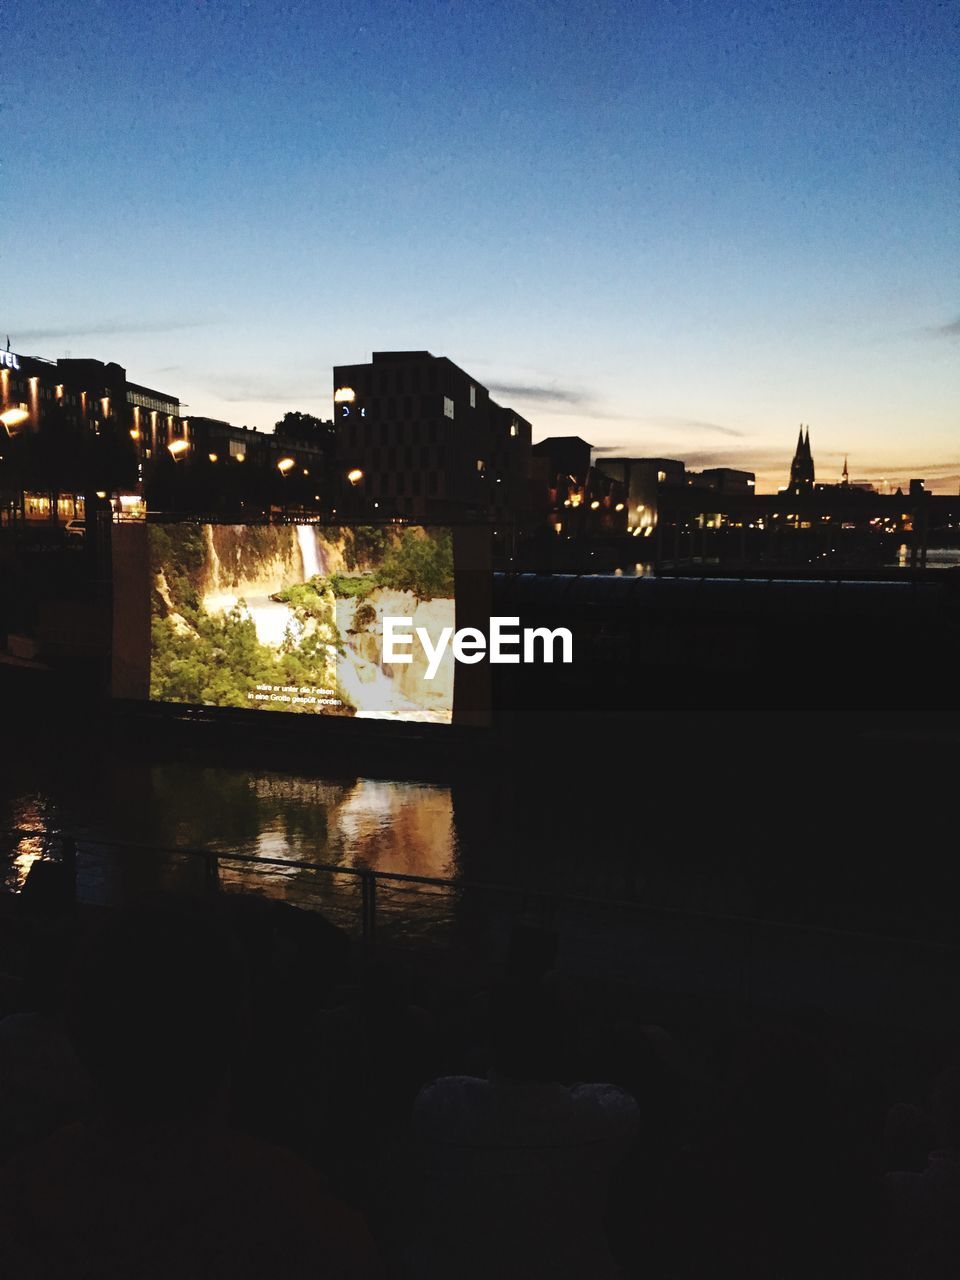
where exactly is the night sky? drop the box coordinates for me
[4,0,958,492]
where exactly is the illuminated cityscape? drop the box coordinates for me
[3,341,958,579]
[2,2,959,1276]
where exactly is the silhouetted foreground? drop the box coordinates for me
[1,887,959,1277]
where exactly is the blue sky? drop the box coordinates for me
[3,0,958,491]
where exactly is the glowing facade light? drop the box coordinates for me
[208,453,218,463]
[615,502,625,511]
[95,490,108,499]
[129,428,141,440]
[167,439,189,458]
[347,468,364,485]
[590,500,600,510]
[334,387,356,403]
[277,456,296,474]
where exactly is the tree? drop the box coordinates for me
[274,412,336,450]
[376,528,454,602]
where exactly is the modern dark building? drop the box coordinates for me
[0,347,182,528]
[594,456,686,533]
[0,342,337,526]
[331,350,532,526]
[532,437,628,539]
[532,436,593,483]
[692,467,756,496]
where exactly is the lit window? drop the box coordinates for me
[476,459,485,472]
[469,385,476,408]
[443,396,454,419]
[510,421,518,437]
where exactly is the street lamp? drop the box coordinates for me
[347,468,364,485]
[0,407,29,431]
[277,456,296,475]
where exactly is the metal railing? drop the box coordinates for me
[9,825,960,1028]
[5,824,960,955]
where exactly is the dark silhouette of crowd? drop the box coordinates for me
[1,875,959,1278]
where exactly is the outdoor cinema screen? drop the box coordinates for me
[147,523,456,723]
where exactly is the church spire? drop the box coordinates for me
[789,424,815,492]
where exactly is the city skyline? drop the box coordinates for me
[5,0,958,494]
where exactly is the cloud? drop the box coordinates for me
[851,460,960,483]
[12,319,216,342]
[487,382,587,406]
[202,376,327,405]
[921,317,960,339]
[643,415,745,439]
[666,447,789,471]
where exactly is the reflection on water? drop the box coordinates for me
[139,765,457,879]
[0,750,460,921]
[896,544,960,569]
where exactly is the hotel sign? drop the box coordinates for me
[0,352,20,371]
